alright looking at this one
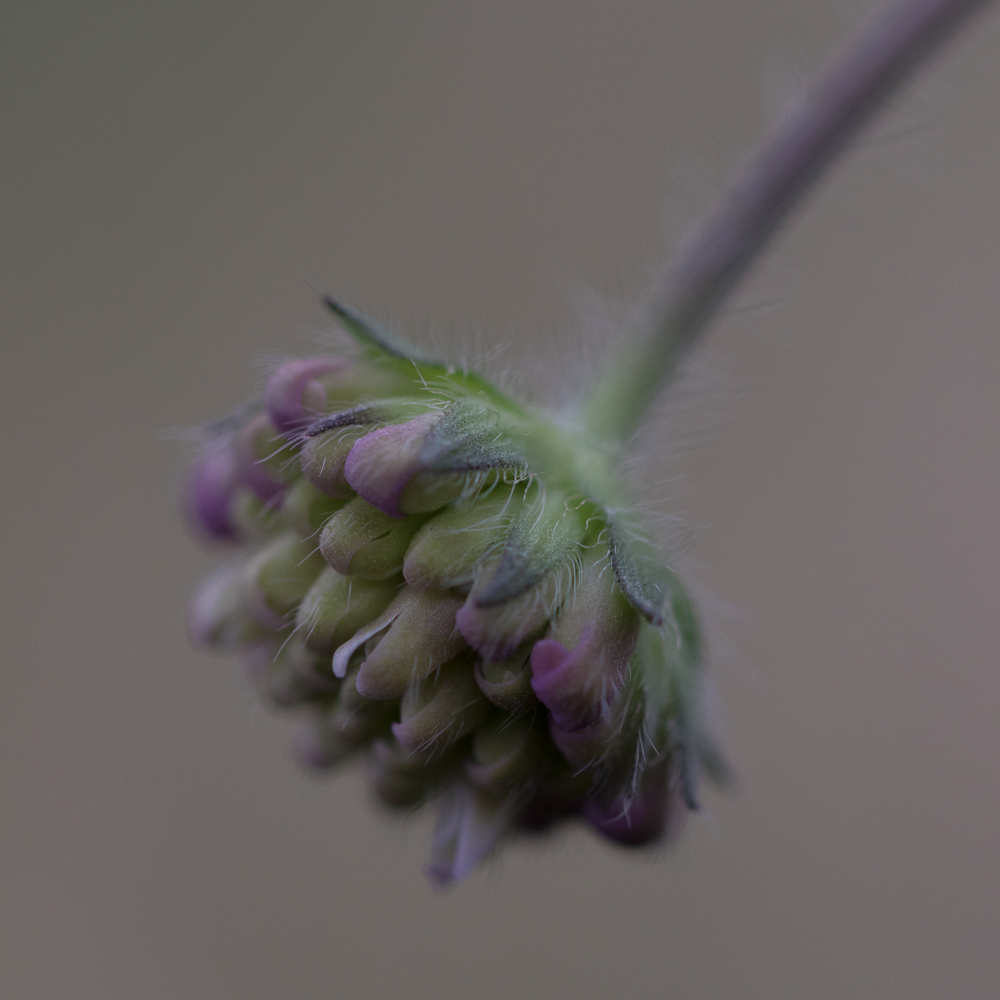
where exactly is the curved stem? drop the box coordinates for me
[583,0,993,442]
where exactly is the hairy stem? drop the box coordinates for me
[583,0,993,442]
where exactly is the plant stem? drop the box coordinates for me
[582,0,993,443]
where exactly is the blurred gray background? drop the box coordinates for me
[3,1,999,997]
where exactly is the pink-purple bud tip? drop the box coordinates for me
[264,357,349,437]
[184,442,241,540]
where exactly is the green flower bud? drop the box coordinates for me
[244,638,339,708]
[391,653,490,754]
[318,497,430,579]
[464,710,540,792]
[402,492,515,592]
[472,642,538,715]
[242,531,327,625]
[369,738,466,810]
[295,567,398,657]
[189,559,275,650]
[184,305,723,882]
[333,586,467,699]
[281,478,347,537]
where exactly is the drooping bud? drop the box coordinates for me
[583,759,680,847]
[369,739,463,809]
[472,642,538,715]
[345,403,526,518]
[182,301,721,883]
[318,497,430,579]
[426,783,512,885]
[264,357,349,437]
[529,549,640,731]
[344,412,452,517]
[402,492,515,591]
[242,531,327,626]
[184,439,241,541]
[464,711,540,791]
[332,586,467,698]
[295,566,398,656]
[455,488,585,660]
[295,664,396,769]
[243,638,340,708]
[189,558,275,649]
[234,412,290,502]
[391,654,490,754]
[280,477,347,537]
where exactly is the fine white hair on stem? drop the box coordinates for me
[582,0,994,443]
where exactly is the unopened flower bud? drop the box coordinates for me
[264,357,349,437]
[318,497,429,579]
[370,739,465,809]
[344,412,451,518]
[281,478,347,537]
[333,586,467,698]
[472,642,538,715]
[530,549,640,731]
[403,493,514,592]
[234,413,290,502]
[243,639,339,708]
[456,561,565,663]
[243,531,327,626]
[184,440,241,541]
[189,559,274,649]
[230,487,285,542]
[299,424,368,498]
[295,567,397,656]
[583,759,679,847]
[455,489,585,660]
[464,711,540,791]
[426,783,511,885]
[391,654,490,754]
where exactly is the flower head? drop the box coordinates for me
[183,299,723,883]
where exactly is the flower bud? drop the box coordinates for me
[583,759,679,847]
[529,549,640,731]
[472,642,538,715]
[297,664,396,768]
[230,487,285,542]
[264,357,349,437]
[184,440,241,541]
[369,738,464,809]
[243,638,339,708]
[426,783,511,885]
[233,412,292,504]
[295,567,397,656]
[345,403,525,518]
[344,412,452,518]
[402,493,514,592]
[464,711,540,791]
[333,586,467,698]
[391,654,490,754]
[318,497,430,579]
[280,478,347,537]
[456,561,565,662]
[455,488,585,660]
[299,425,368,498]
[294,710,356,771]
[243,531,327,626]
[189,559,274,649]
